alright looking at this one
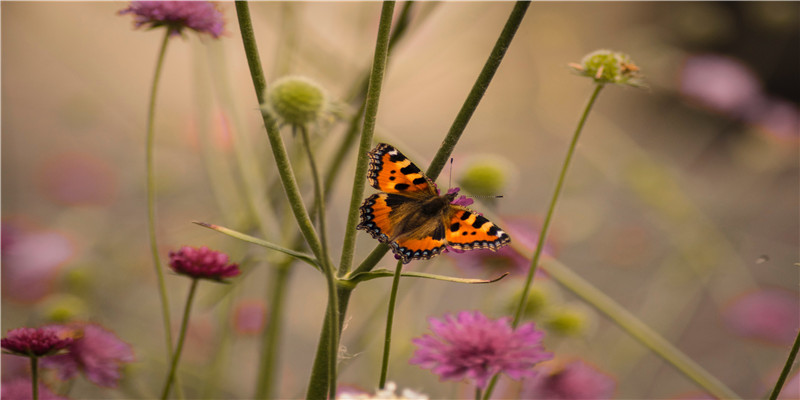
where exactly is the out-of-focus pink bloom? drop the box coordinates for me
[410,311,552,389]
[1,327,74,357]
[37,153,117,206]
[752,98,800,142]
[233,300,266,336]
[521,360,616,399]
[119,1,225,38]
[778,372,799,400]
[1,222,75,303]
[168,246,240,282]
[453,218,553,278]
[41,323,134,388]
[680,54,762,116]
[723,289,799,345]
[1,378,68,400]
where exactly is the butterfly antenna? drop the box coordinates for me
[449,157,454,190]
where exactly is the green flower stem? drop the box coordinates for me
[475,387,482,400]
[161,278,199,400]
[193,222,318,269]
[235,1,324,264]
[30,356,38,400]
[379,260,404,389]
[338,0,397,276]
[769,327,800,400]
[306,286,354,399]
[483,83,604,400]
[146,29,175,362]
[254,263,291,399]
[349,0,530,278]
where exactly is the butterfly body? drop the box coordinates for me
[357,143,511,264]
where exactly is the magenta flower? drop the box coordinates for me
[119,1,225,38]
[41,323,134,388]
[1,327,74,358]
[723,289,799,345]
[1,378,68,400]
[521,360,616,399]
[169,246,240,281]
[233,300,266,335]
[410,311,552,389]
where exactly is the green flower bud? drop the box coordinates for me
[38,294,89,323]
[505,283,558,319]
[459,155,518,197]
[63,266,92,295]
[262,76,327,126]
[544,305,590,336]
[569,50,645,88]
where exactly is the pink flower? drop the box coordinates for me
[168,246,240,282]
[679,54,762,116]
[233,300,266,336]
[41,323,134,388]
[1,327,74,357]
[119,1,225,38]
[521,360,616,399]
[723,289,799,345]
[1,378,68,400]
[410,311,552,389]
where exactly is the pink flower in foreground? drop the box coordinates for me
[1,327,74,357]
[120,1,224,38]
[410,311,552,389]
[169,246,240,282]
[723,289,799,345]
[521,360,616,399]
[41,324,134,388]
[1,378,68,400]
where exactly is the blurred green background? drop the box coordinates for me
[2,2,798,399]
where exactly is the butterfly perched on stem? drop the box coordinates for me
[357,143,511,264]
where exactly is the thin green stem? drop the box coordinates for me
[306,287,353,400]
[146,29,175,361]
[769,327,800,400]
[299,125,330,266]
[475,387,482,400]
[513,83,604,326]
[350,0,529,278]
[483,82,604,400]
[30,356,38,400]
[235,1,266,103]
[255,264,291,399]
[338,0,396,276]
[161,278,199,400]
[379,260,404,389]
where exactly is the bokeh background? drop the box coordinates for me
[2,2,798,399]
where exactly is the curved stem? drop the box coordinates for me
[146,30,175,361]
[161,278,199,400]
[769,327,800,400]
[379,260,404,388]
[30,356,38,400]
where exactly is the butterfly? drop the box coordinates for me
[357,143,511,264]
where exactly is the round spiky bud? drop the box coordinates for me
[569,50,644,88]
[262,76,327,126]
[459,155,517,198]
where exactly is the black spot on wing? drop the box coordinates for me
[394,183,410,191]
[400,164,420,175]
[459,211,471,220]
[449,222,460,232]
[412,177,427,185]
[471,215,490,229]
[389,152,406,163]
[432,224,446,241]
[384,193,411,209]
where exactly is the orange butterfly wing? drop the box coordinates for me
[445,208,511,251]
[366,143,436,197]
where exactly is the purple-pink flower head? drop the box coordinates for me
[1,327,74,358]
[723,288,800,345]
[169,246,240,282]
[521,360,616,399]
[120,1,225,38]
[41,323,134,388]
[410,311,552,389]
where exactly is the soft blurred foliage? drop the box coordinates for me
[2,2,798,399]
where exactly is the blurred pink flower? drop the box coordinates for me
[1,222,75,303]
[410,311,552,389]
[120,1,225,38]
[752,98,800,142]
[37,153,117,207]
[1,378,68,400]
[521,360,616,399]
[41,323,134,388]
[680,54,762,116]
[778,372,799,400]
[452,218,552,278]
[168,246,240,282]
[233,300,266,336]
[1,327,74,358]
[723,289,799,345]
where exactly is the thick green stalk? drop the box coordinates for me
[483,83,604,400]
[30,357,38,400]
[146,29,175,361]
[306,286,354,399]
[338,1,397,276]
[350,0,530,277]
[378,260,405,388]
[769,328,800,400]
[161,279,199,400]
